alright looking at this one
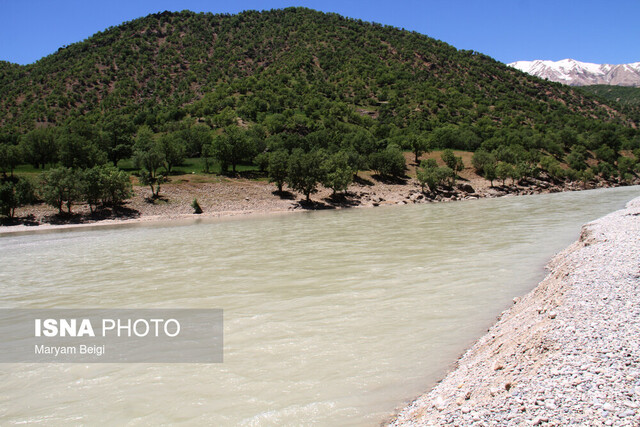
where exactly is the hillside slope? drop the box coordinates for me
[0,8,635,135]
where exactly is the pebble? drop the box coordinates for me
[389,197,640,426]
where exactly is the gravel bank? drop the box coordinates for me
[389,197,640,426]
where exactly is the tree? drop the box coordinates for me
[0,144,22,177]
[566,146,587,171]
[160,132,186,174]
[58,132,107,169]
[287,149,325,202]
[99,115,135,166]
[267,150,289,193]
[212,126,251,173]
[202,143,215,173]
[617,156,636,177]
[20,127,58,169]
[441,149,464,174]
[82,165,133,212]
[495,162,514,186]
[407,134,430,164]
[471,149,496,175]
[483,163,497,187]
[41,167,82,214]
[416,160,438,192]
[133,126,165,197]
[416,159,454,192]
[322,150,353,195]
[0,177,35,219]
[368,144,406,178]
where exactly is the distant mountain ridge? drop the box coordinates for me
[509,59,640,87]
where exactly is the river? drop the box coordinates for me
[0,186,638,425]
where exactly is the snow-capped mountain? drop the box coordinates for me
[508,59,640,87]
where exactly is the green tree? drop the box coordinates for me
[407,134,430,164]
[213,126,251,173]
[566,146,587,171]
[441,149,464,175]
[160,132,186,174]
[20,127,58,169]
[322,150,353,195]
[41,167,82,214]
[133,126,165,197]
[99,115,135,166]
[0,177,35,219]
[0,144,22,177]
[268,150,289,193]
[483,163,497,187]
[287,149,325,202]
[617,156,636,177]
[471,150,496,175]
[368,144,406,178]
[416,159,439,192]
[495,162,514,186]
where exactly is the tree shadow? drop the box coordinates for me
[371,174,409,185]
[145,195,169,204]
[272,190,296,200]
[295,199,334,210]
[0,214,40,227]
[324,192,361,208]
[353,175,375,186]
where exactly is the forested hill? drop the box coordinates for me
[0,7,637,138]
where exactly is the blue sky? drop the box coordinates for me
[1,0,638,66]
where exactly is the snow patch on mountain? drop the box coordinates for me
[508,59,640,87]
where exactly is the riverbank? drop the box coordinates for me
[388,197,640,426]
[1,155,632,235]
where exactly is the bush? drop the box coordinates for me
[322,151,353,194]
[191,198,202,214]
[0,177,35,219]
[287,149,326,201]
[471,150,495,175]
[41,167,82,214]
[417,159,454,192]
[268,150,289,193]
[369,144,406,178]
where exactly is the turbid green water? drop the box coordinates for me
[0,186,638,425]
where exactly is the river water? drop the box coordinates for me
[0,186,638,425]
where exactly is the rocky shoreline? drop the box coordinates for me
[388,197,640,426]
[1,166,634,235]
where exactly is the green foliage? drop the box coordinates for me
[41,167,82,214]
[322,150,353,194]
[133,126,165,197]
[416,158,454,192]
[159,132,186,174]
[495,162,514,185]
[20,127,58,169]
[0,177,35,218]
[368,144,406,178]
[286,149,325,201]
[82,165,133,211]
[483,163,497,186]
[441,149,464,174]
[579,85,640,106]
[191,198,203,214]
[471,149,495,175]
[595,145,616,164]
[0,144,22,176]
[566,146,588,171]
[212,126,252,173]
[406,134,430,164]
[596,162,616,180]
[617,156,636,177]
[267,150,289,193]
